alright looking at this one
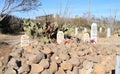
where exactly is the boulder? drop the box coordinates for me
[55,68,65,74]
[41,70,48,74]
[61,61,72,70]
[83,60,93,70]
[73,67,79,74]
[59,53,70,61]
[39,59,49,69]
[4,68,16,74]
[68,57,80,66]
[41,47,52,54]
[66,70,73,74]
[79,68,86,74]
[48,61,58,74]
[18,63,30,74]
[93,63,106,74]
[30,64,44,74]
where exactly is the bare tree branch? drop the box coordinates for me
[0,0,41,21]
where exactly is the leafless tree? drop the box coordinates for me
[0,0,41,21]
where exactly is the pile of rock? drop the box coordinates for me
[1,43,120,74]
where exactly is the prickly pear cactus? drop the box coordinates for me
[23,19,43,39]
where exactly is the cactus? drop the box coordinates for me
[23,19,43,39]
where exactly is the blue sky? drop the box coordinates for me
[0,0,120,20]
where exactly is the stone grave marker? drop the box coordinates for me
[21,34,29,47]
[107,28,111,37]
[83,27,87,33]
[91,23,97,42]
[115,56,120,74]
[83,33,90,43]
[99,27,102,33]
[57,31,64,44]
[75,27,78,36]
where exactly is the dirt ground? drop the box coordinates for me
[0,34,21,59]
[0,33,119,59]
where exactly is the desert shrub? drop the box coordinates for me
[23,20,59,43]
[0,15,23,34]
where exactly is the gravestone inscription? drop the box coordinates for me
[57,31,64,44]
[21,35,29,47]
[83,33,90,43]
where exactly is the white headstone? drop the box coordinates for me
[57,31,64,44]
[83,33,90,43]
[75,27,78,36]
[107,28,111,37]
[99,27,102,33]
[21,35,29,47]
[83,27,87,33]
[91,23,97,42]
[115,56,120,74]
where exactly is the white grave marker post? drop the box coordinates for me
[83,33,90,43]
[21,35,29,47]
[91,23,97,42]
[115,56,120,74]
[99,27,102,33]
[75,27,78,36]
[107,28,111,37]
[57,31,64,44]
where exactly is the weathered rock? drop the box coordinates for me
[78,51,85,56]
[39,59,49,69]
[48,61,58,74]
[69,57,80,66]
[25,45,33,53]
[41,70,48,74]
[2,55,13,66]
[59,53,70,61]
[66,70,73,74]
[55,68,65,74]
[33,53,45,63]
[86,55,101,63]
[0,61,3,67]
[86,67,93,74]
[69,50,79,58]
[7,58,18,69]
[51,54,62,64]
[41,47,51,54]
[79,68,86,74]
[73,67,79,74]
[30,64,44,74]
[24,53,44,64]
[4,68,16,74]
[93,63,106,74]
[61,61,72,70]
[10,48,23,58]
[18,63,30,74]
[83,60,93,70]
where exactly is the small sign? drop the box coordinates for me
[21,35,29,47]
[115,56,120,74]
[91,23,97,42]
[57,31,64,44]
[83,33,90,43]
[107,28,111,37]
